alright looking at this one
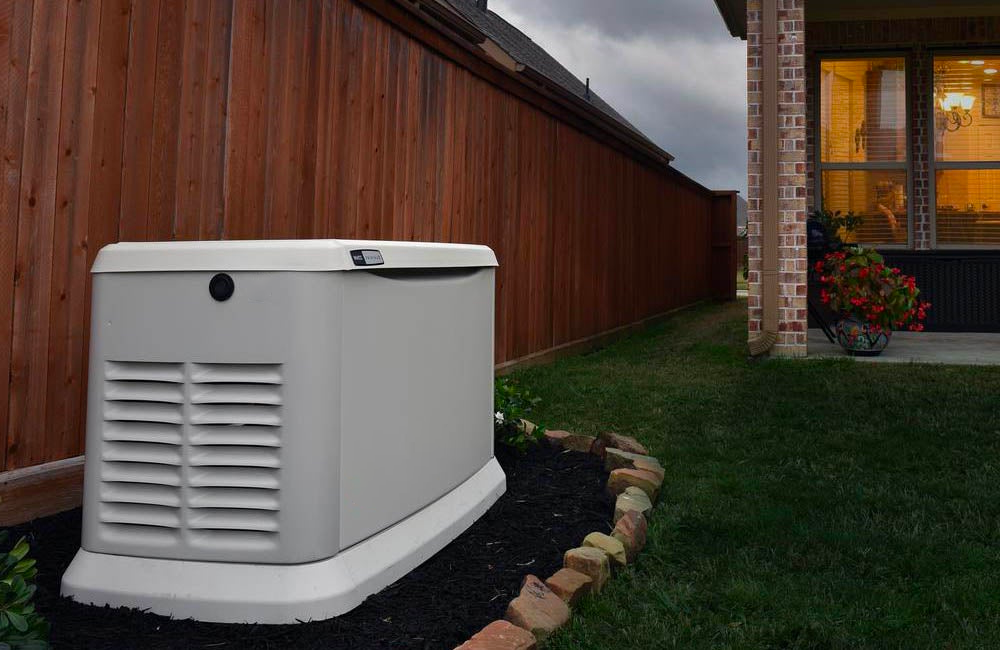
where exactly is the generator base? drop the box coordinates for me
[61,458,505,624]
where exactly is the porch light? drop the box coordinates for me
[971,60,986,66]
[986,69,998,75]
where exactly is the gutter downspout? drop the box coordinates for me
[748,0,779,356]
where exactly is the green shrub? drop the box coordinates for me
[0,532,48,649]
[811,208,864,245]
[494,377,545,452]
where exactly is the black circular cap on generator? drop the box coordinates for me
[209,273,235,302]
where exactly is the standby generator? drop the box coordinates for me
[61,239,505,624]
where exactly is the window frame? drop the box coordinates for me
[814,50,914,250]
[929,48,1000,250]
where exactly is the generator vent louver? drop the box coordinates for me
[99,361,283,560]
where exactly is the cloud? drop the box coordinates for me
[491,0,733,43]
[490,0,747,194]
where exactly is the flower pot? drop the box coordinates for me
[835,316,891,357]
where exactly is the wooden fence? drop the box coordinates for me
[0,0,736,482]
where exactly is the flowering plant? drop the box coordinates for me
[815,246,930,332]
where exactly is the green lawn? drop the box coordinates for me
[509,301,1000,649]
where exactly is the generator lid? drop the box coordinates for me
[91,240,498,273]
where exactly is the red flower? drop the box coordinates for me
[818,246,929,332]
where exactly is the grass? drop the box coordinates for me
[508,301,1000,650]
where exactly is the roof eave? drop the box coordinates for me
[518,65,675,165]
[414,0,488,43]
[403,0,677,167]
[714,0,748,39]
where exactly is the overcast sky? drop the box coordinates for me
[490,0,747,194]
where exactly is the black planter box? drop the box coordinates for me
[880,251,1000,332]
[806,249,1000,333]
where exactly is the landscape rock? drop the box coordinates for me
[543,429,570,448]
[544,568,592,605]
[582,532,627,567]
[589,437,607,458]
[633,458,665,482]
[598,432,648,455]
[611,510,648,562]
[607,468,661,501]
[456,620,538,650]
[603,448,665,480]
[545,430,597,453]
[614,488,653,522]
[603,447,643,471]
[517,419,538,436]
[563,547,610,594]
[504,575,570,642]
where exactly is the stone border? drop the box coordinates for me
[455,428,663,649]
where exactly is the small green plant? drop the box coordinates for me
[493,377,545,452]
[811,208,864,245]
[0,532,48,649]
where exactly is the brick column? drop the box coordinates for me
[746,0,807,357]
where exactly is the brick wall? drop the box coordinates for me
[747,0,807,356]
[805,17,1000,251]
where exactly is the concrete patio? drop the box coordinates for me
[808,330,1000,366]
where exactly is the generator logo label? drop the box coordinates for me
[350,249,385,266]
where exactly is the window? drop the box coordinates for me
[933,55,1000,247]
[818,57,909,245]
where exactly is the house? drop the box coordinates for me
[714,0,1000,356]
[0,0,736,525]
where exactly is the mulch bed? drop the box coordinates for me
[11,444,611,649]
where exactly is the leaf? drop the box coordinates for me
[12,560,35,576]
[19,641,48,650]
[6,610,27,633]
[9,540,28,563]
[12,584,35,606]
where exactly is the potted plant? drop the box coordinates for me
[810,208,864,248]
[815,246,930,356]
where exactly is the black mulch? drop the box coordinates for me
[11,444,611,649]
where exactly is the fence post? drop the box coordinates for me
[710,191,739,301]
